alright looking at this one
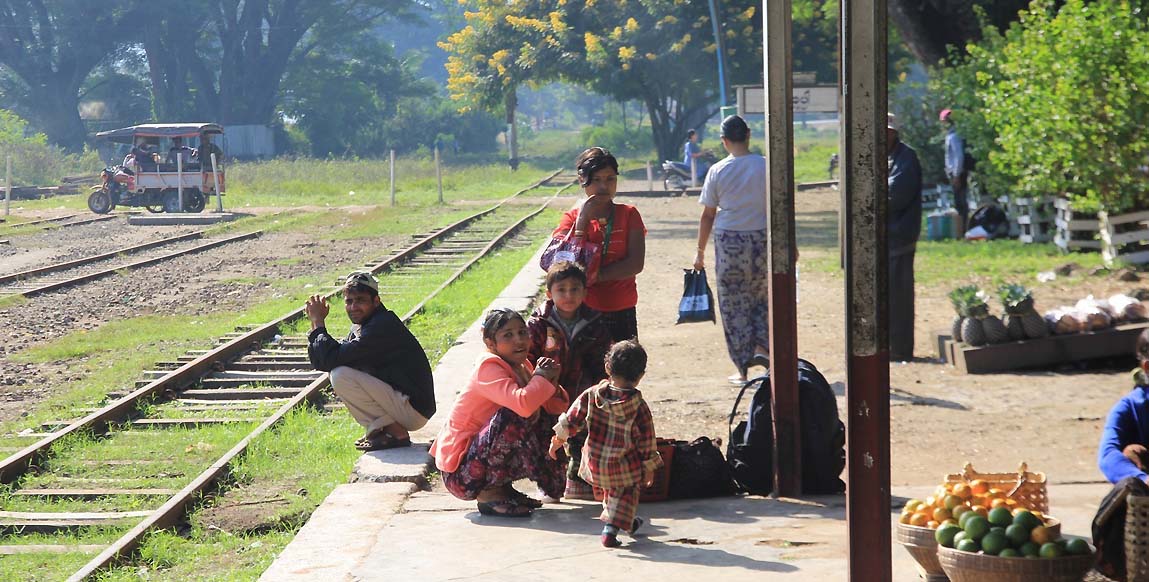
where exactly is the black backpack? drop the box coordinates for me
[726,359,846,495]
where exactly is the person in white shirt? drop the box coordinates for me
[693,115,770,385]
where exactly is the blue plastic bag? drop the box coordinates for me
[677,268,716,324]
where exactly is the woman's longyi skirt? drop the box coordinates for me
[441,407,566,501]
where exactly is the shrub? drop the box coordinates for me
[931,0,1149,213]
[0,109,101,185]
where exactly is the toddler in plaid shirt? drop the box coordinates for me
[549,339,663,547]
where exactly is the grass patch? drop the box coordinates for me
[793,128,839,184]
[0,294,29,310]
[224,158,560,208]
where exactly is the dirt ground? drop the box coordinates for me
[1,185,1142,489]
[620,180,1139,488]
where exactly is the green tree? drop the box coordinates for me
[0,1,146,151]
[440,0,763,161]
[141,0,417,126]
[931,0,1149,212]
[282,36,431,156]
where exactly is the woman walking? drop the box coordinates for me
[693,115,771,384]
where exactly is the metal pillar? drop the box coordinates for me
[764,0,800,496]
[841,0,891,579]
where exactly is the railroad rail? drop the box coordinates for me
[0,230,260,298]
[5,213,123,230]
[0,169,571,580]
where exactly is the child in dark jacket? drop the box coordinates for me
[549,340,662,548]
[1099,328,1149,484]
[528,261,613,499]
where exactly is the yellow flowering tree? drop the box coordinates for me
[440,0,762,160]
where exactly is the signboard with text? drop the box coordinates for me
[735,85,839,115]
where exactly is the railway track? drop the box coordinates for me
[4,213,124,231]
[0,230,261,299]
[0,169,572,580]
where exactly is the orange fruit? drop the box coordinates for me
[990,498,1009,510]
[1004,498,1018,508]
[1030,525,1053,545]
[988,488,1006,499]
[910,512,930,527]
[952,505,970,521]
[899,513,912,524]
[943,495,963,510]
[972,505,989,518]
[927,520,939,529]
[972,493,990,507]
[952,483,972,499]
[925,495,938,508]
[970,479,989,495]
[941,518,958,526]
[933,507,953,522]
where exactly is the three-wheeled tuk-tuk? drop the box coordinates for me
[89,123,227,214]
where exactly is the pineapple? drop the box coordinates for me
[1004,314,1026,341]
[962,291,990,347]
[998,283,1049,339]
[982,315,1010,344]
[948,285,980,344]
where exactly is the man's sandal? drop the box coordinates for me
[354,431,412,452]
[476,499,533,518]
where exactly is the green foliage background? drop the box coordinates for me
[927,0,1149,213]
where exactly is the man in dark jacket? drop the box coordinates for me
[887,113,923,362]
[305,272,435,451]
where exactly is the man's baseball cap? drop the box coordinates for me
[887,113,899,131]
[344,271,379,293]
[939,108,953,121]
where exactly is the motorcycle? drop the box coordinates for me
[88,163,206,215]
[662,151,719,192]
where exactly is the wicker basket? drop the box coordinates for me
[944,462,1048,513]
[937,545,1095,582]
[896,523,949,581]
[1127,494,1149,580]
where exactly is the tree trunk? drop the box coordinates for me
[27,85,87,153]
[643,93,714,162]
[888,0,1034,65]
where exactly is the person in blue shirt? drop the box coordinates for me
[941,108,969,233]
[683,129,710,180]
[1099,329,1149,484]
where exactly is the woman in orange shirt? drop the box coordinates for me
[430,308,569,517]
[555,147,647,342]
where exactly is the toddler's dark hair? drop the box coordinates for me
[1137,328,1149,362]
[481,307,524,341]
[575,147,619,187]
[606,339,647,384]
[545,261,587,290]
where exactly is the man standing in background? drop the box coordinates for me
[941,108,968,233]
[887,113,923,362]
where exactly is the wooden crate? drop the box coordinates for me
[1100,209,1149,265]
[1053,196,1102,251]
[946,321,1149,374]
[1012,196,1054,243]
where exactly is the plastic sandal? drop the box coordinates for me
[476,499,533,518]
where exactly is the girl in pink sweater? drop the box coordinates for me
[431,308,570,517]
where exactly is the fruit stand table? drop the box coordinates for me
[937,321,1149,374]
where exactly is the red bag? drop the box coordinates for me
[539,225,602,285]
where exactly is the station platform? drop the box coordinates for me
[127,212,238,226]
[258,192,1113,581]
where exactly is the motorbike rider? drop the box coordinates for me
[683,129,711,180]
